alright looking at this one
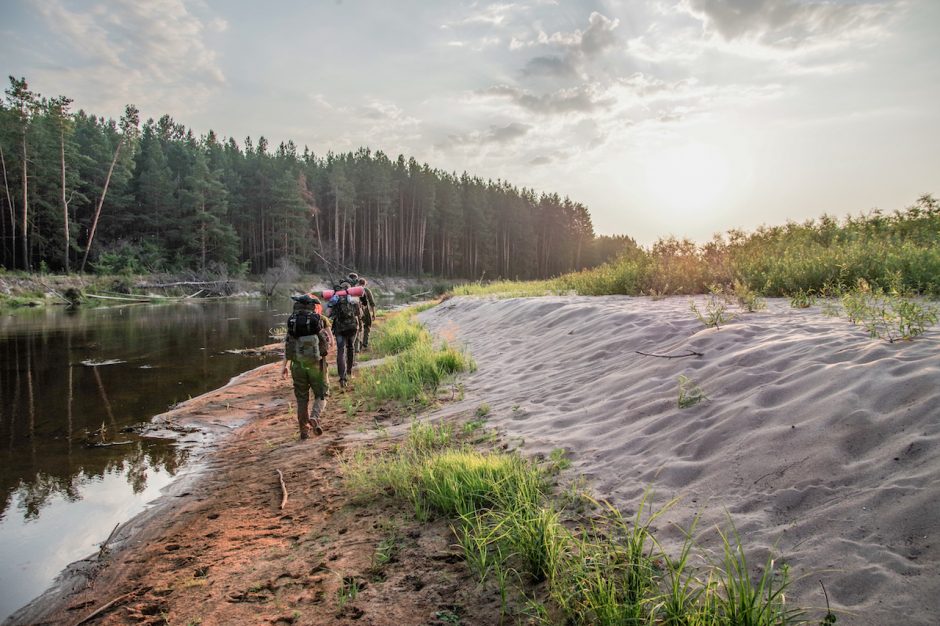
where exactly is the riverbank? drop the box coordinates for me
[0,272,453,308]
[7,347,500,625]
[11,294,938,624]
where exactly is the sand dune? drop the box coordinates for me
[420,296,940,624]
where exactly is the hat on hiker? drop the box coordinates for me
[291,293,319,306]
[347,272,359,282]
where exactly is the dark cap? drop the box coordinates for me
[291,293,320,306]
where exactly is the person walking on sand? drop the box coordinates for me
[281,294,330,439]
[328,281,361,388]
[357,277,376,349]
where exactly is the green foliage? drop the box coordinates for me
[690,288,734,329]
[475,403,491,418]
[336,576,360,610]
[342,417,813,625]
[840,282,938,342]
[789,289,816,309]
[93,239,168,274]
[370,308,430,356]
[5,76,637,279]
[547,448,572,473]
[451,194,940,299]
[732,279,766,312]
[677,375,708,409]
[713,526,800,625]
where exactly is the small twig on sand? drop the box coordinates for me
[635,350,704,359]
[409,290,432,299]
[277,469,288,509]
[98,523,120,559]
[73,591,134,626]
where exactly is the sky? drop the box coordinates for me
[2,0,938,245]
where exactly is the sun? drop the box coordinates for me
[645,143,730,216]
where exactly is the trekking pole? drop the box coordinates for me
[311,248,338,288]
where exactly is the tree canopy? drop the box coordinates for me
[0,77,636,278]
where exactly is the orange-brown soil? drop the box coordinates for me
[20,359,502,626]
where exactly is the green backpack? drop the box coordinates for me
[332,296,360,334]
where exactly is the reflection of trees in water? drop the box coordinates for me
[8,440,189,520]
[0,301,276,522]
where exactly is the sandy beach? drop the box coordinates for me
[9,294,939,625]
[419,295,940,625]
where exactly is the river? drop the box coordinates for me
[0,299,289,621]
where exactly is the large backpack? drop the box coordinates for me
[287,309,322,339]
[331,296,360,334]
[287,310,323,365]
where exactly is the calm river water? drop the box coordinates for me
[0,299,289,620]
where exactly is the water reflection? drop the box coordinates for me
[0,301,282,519]
[0,300,284,620]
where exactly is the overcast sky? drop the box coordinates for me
[2,0,937,244]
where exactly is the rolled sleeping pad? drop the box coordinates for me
[322,286,364,299]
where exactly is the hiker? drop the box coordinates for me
[346,272,363,352]
[357,277,377,349]
[328,281,361,388]
[281,294,331,439]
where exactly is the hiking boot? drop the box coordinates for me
[300,428,310,440]
[311,417,323,436]
[339,378,347,389]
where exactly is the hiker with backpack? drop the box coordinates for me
[346,272,364,353]
[327,281,362,388]
[357,277,376,349]
[281,294,333,439]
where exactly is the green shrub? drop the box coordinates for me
[689,287,734,329]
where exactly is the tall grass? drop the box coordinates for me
[360,306,475,406]
[452,194,940,298]
[341,417,812,625]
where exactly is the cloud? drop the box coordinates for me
[32,0,226,114]
[444,121,533,147]
[580,12,621,57]
[512,11,621,58]
[680,0,895,49]
[522,55,578,78]
[483,85,612,115]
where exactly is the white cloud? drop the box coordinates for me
[680,0,896,49]
[33,0,226,114]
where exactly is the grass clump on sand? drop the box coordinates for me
[369,307,432,356]
[358,305,475,407]
[840,279,938,342]
[342,415,811,625]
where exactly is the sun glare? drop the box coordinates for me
[645,144,730,216]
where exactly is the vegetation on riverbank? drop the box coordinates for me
[359,305,474,407]
[453,194,940,298]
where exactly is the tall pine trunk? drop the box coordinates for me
[80,136,125,273]
[60,128,70,273]
[21,132,29,270]
[0,145,15,268]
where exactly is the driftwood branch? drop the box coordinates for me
[136,280,230,288]
[276,469,288,509]
[409,290,432,299]
[635,350,704,359]
[98,523,120,559]
[73,591,134,626]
